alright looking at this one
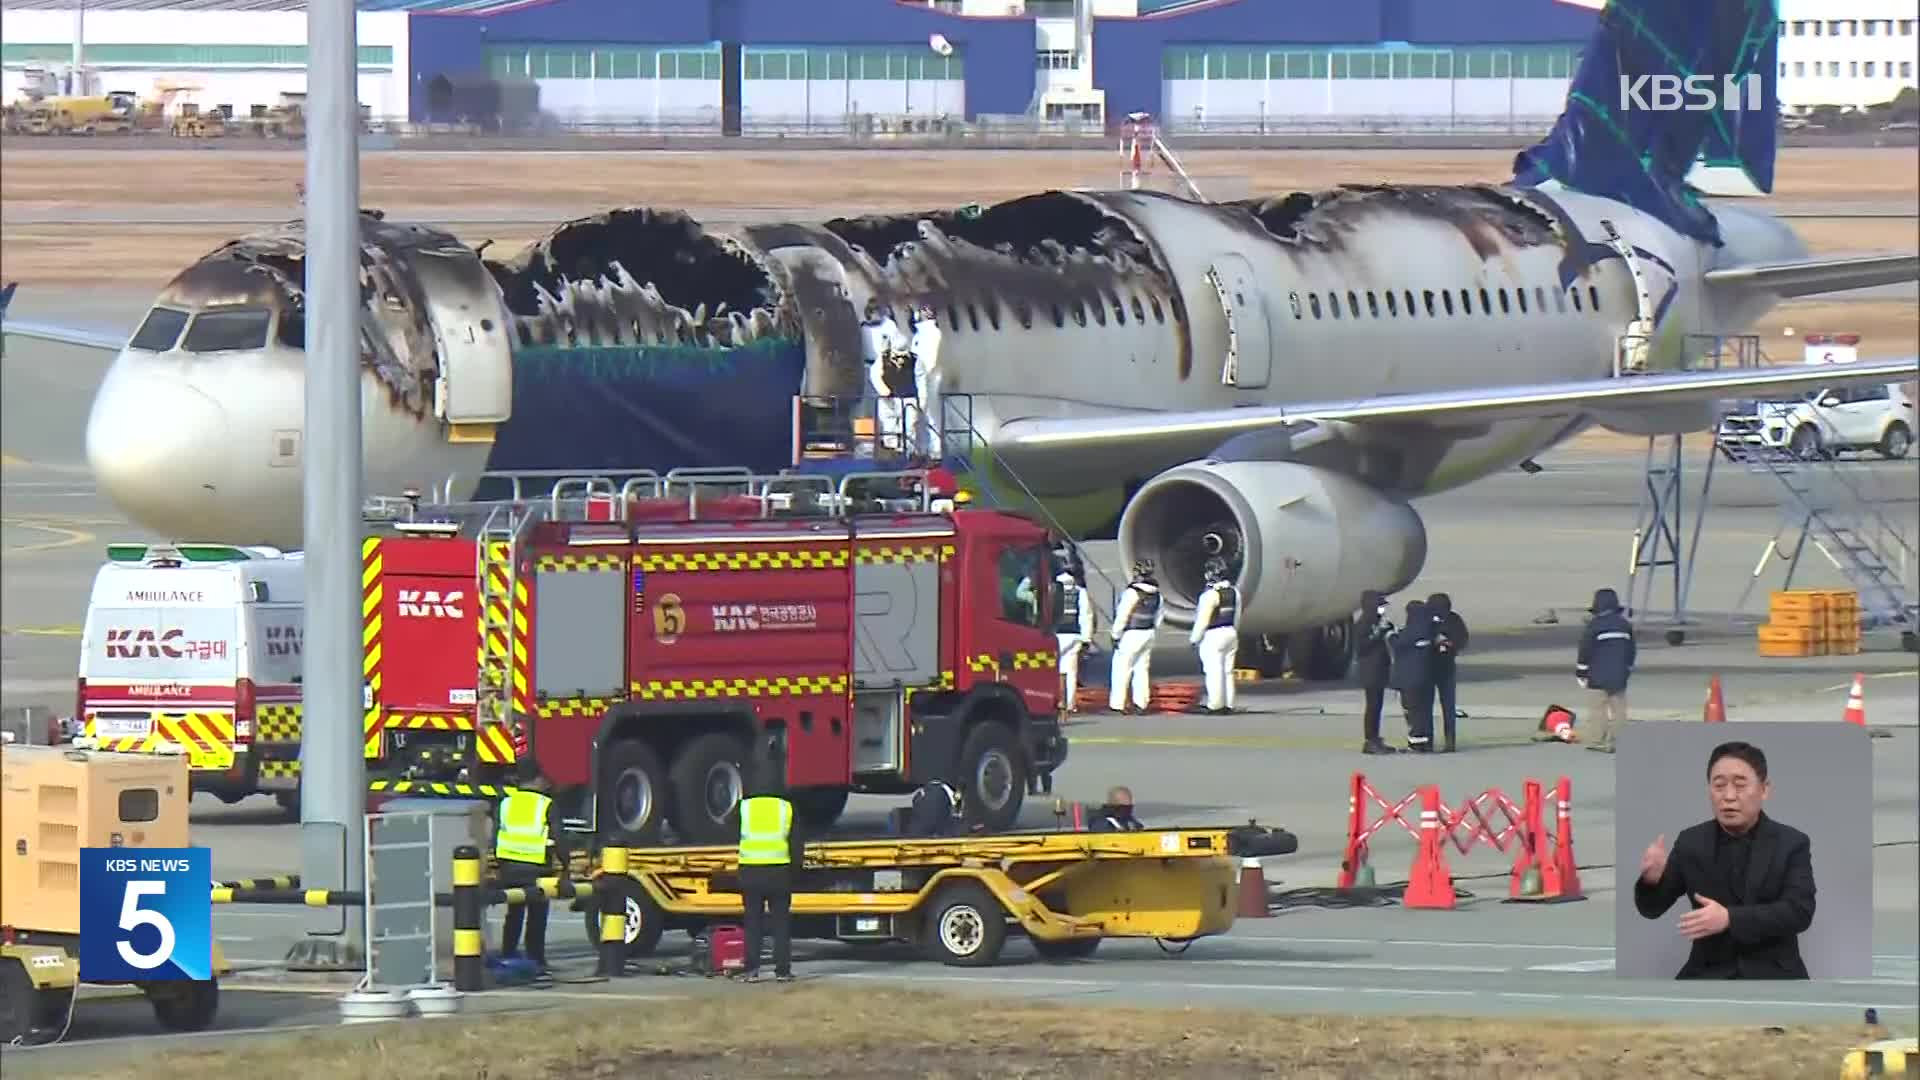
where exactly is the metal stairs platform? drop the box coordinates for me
[1721,437,1918,637]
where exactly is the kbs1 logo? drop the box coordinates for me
[1619,73,1765,112]
[79,848,213,982]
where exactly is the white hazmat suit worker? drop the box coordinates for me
[862,300,910,456]
[1108,561,1163,714]
[1053,565,1095,713]
[1190,558,1241,714]
[909,304,944,459]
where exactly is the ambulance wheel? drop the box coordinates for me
[599,738,668,847]
[667,732,748,846]
[146,979,218,1032]
[790,788,850,831]
[1031,935,1100,961]
[957,721,1024,832]
[922,882,1007,967]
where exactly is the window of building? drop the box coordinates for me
[1036,50,1076,71]
[1903,61,1915,78]
[1794,61,1806,76]
[1864,19,1878,35]
[1850,61,1860,77]
[1902,19,1916,35]
[1865,61,1877,76]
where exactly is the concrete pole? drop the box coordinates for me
[288,0,367,970]
[70,0,85,95]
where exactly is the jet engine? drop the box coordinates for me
[1117,460,1427,632]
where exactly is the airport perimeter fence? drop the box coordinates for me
[7,109,1910,151]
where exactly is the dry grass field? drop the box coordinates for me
[56,986,1875,1080]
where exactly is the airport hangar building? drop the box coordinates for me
[1,0,1600,128]
[2,0,1913,130]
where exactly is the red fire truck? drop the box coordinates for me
[362,466,1071,846]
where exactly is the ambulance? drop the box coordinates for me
[74,543,305,815]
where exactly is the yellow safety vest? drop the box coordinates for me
[738,796,794,866]
[495,789,552,866]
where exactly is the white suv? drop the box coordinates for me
[1717,382,1915,460]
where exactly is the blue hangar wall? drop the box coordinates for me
[1093,0,1600,123]
[407,0,1037,126]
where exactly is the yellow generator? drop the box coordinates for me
[0,746,230,1045]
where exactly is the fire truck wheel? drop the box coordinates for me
[667,732,749,845]
[790,788,850,831]
[921,881,1008,967]
[599,738,669,846]
[957,721,1025,832]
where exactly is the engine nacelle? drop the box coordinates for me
[1117,460,1427,633]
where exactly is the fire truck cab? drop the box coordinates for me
[364,467,1072,846]
[74,543,305,815]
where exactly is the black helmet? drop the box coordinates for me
[1131,558,1155,580]
[1203,558,1229,583]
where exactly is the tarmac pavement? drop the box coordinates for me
[2,286,1916,1058]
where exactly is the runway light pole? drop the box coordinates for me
[285,0,367,972]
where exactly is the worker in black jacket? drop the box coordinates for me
[1387,599,1434,752]
[1426,593,1470,753]
[1633,740,1815,979]
[1577,587,1638,753]
[1354,590,1397,755]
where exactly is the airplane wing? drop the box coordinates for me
[1703,253,1920,299]
[994,356,1920,456]
[0,283,129,354]
[0,318,128,353]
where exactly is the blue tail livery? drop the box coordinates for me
[1512,0,1780,245]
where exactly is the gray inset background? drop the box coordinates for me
[1613,721,1874,980]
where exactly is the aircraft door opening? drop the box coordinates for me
[1208,254,1271,390]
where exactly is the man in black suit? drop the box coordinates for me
[1633,740,1816,979]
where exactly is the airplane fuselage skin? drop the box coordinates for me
[82,181,1803,616]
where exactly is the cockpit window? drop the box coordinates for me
[181,308,271,353]
[127,307,190,352]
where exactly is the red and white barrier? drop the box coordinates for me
[1338,772,1583,908]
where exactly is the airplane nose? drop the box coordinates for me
[86,366,231,538]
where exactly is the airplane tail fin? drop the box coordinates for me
[1513,0,1780,243]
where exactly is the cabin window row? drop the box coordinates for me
[895,289,1171,336]
[1288,283,1603,321]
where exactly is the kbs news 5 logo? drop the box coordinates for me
[79,847,213,981]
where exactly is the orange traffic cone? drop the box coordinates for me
[1401,786,1456,910]
[1703,676,1727,723]
[1236,857,1271,919]
[1843,674,1867,726]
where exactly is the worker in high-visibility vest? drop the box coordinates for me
[493,776,563,981]
[736,759,806,983]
